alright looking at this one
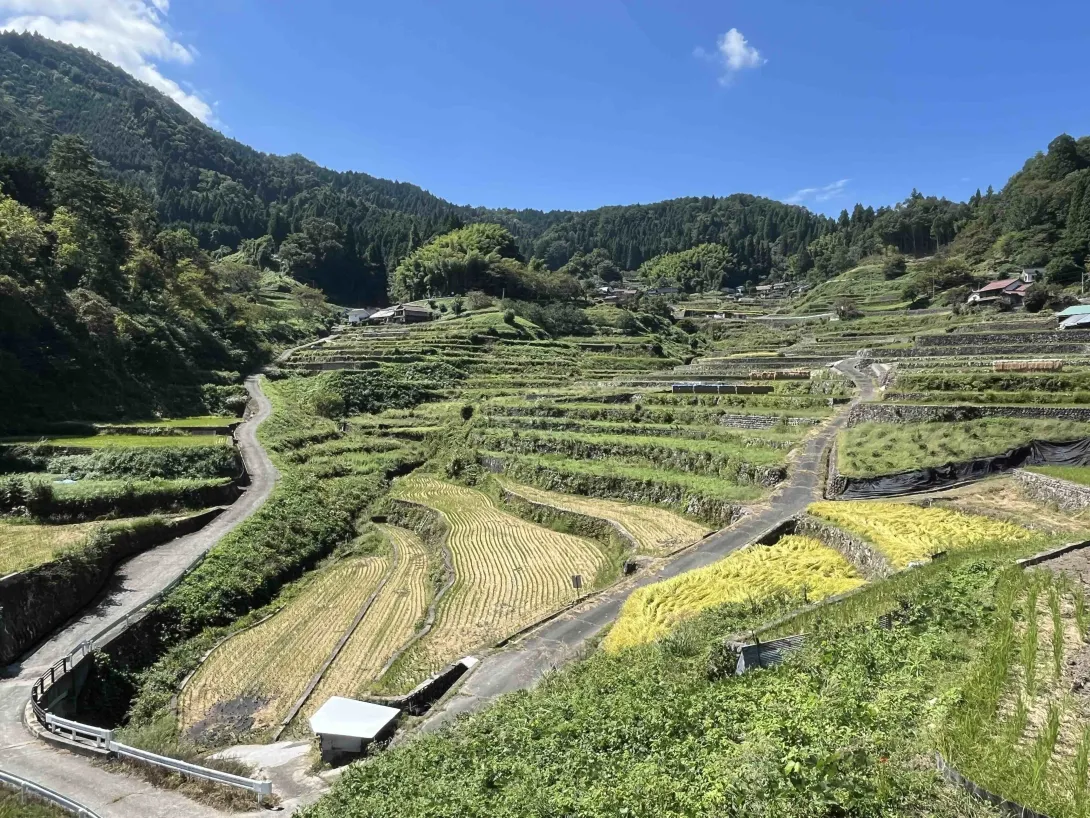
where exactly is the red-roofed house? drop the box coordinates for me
[967,269,1036,306]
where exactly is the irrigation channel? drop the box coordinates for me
[0,377,278,818]
[1,360,876,817]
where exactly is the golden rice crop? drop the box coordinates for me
[603,535,863,652]
[179,555,388,733]
[300,525,431,722]
[385,474,606,689]
[807,501,1034,569]
[0,520,101,574]
[498,478,707,554]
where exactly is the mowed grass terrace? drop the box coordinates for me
[837,418,1090,478]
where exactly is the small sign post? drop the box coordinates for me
[571,574,583,602]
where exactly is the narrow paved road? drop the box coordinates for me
[0,376,278,818]
[421,359,875,731]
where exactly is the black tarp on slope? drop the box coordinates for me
[836,436,1090,499]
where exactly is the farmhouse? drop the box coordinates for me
[309,696,401,763]
[345,308,375,324]
[966,269,1035,306]
[367,304,434,324]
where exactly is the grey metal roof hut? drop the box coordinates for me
[308,697,400,762]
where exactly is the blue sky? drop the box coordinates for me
[4,1,1090,216]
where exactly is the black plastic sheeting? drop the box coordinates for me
[836,437,1090,500]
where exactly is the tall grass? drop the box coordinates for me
[1023,585,1040,698]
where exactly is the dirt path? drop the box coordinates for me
[0,376,279,818]
[419,359,874,731]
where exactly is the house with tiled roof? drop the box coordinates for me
[966,269,1036,306]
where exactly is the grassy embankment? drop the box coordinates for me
[838,419,1090,478]
[300,530,1068,818]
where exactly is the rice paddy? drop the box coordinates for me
[808,501,1035,568]
[0,519,102,574]
[179,556,389,735]
[299,525,432,723]
[382,474,608,690]
[497,479,708,554]
[603,535,864,652]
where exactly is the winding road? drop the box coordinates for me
[0,376,278,818]
[0,360,875,816]
[420,359,875,730]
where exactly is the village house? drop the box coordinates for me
[367,304,435,324]
[966,268,1036,307]
[345,307,376,324]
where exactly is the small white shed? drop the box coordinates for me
[308,696,401,761]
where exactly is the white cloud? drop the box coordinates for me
[0,0,213,122]
[786,179,850,205]
[695,27,766,85]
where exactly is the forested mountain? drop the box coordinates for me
[532,195,834,280]
[0,137,328,428]
[0,32,566,303]
[0,32,829,301]
[2,31,1089,307]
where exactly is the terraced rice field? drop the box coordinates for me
[384,475,607,690]
[838,419,1090,478]
[808,501,1034,568]
[0,519,102,574]
[604,535,863,652]
[179,556,389,735]
[0,434,231,448]
[498,479,708,554]
[299,526,432,722]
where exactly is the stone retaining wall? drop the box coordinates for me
[793,514,894,579]
[872,343,1089,359]
[478,455,742,527]
[916,330,1090,347]
[848,402,1090,427]
[1013,469,1090,512]
[718,413,819,429]
[0,509,225,665]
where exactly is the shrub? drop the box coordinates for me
[466,290,494,310]
[0,475,53,516]
[312,391,346,419]
[882,254,908,279]
[502,309,516,325]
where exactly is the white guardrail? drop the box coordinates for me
[0,768,103,818]
[30,530,275,804]
[41,713,273,803]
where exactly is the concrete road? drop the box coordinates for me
[0,377,279,818]
[421,359,874,730]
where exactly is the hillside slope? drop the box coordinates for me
[0,33,835,301]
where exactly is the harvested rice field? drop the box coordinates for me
[0,519,102,574]
[382,475,608,691]
[497,479,709,554]
[179,555,389,739]
[299,525,432,724]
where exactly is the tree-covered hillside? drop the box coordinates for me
[0,32,566,304]
[532,194,833,278]
[0,137,329,428]
[0,33,828,302]
[2,32,1090,306]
